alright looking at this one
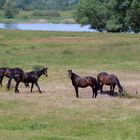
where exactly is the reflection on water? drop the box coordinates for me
[0,23,96,32]
[3,23,19,30]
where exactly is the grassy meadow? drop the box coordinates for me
[0,30,140,140]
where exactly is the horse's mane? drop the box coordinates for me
[72,72,80,78]
[29,68,45,73]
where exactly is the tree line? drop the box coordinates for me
[0,0,79,18]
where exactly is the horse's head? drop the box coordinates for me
[118,87,124,97]
[68,69,72,78]
[42,67,48,77]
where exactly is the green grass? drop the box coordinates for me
[0,96,139,140]
[0,30,140,140]
[0,30,139,71]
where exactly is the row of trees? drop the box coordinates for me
[0,0,79,18]
[75,0,140,33]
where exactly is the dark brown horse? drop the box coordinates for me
[97,72,124,96]
[68,70,98,98]
[0,67,29,87]
[7,67,48,93]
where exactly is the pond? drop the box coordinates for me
[0,23,97,32]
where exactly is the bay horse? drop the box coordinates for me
[68,70,98,98]
[97,72,124,96]
[0,67,29,87]
[7,67,48,93]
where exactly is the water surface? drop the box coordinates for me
[0,23,97,32]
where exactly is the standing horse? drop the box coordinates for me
[7,67,48,93]
[97,72,124,96]
[68,70,98,98]
[0,67,29,87]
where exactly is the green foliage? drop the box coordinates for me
[75,0,140,33]
[0,0,6,9]
[4,0,18,18]
[2,0,79,11]
[0,0,79,20]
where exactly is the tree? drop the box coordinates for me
[74,0,140,33]
[0,0,6,9]
[4,0,19,18]
[128,0,140,33]
[17,0,32,10]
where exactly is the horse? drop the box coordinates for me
[7,67,48,93]
[0,67,29,87]
[68,69,98,98]
[97,72,124,96]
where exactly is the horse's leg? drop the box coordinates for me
[113,85,116,96]
[31,82,34,92]
[7,75,14,90]
[94,86,98,98]
[91,87,95,98]
[0,76,4,86]
[110,85,114,96]
[74,87,79,98]
[34,82,42,93]
[15,82,20,93]
[100,83,103,93]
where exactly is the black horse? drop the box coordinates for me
[0,67,29,87]
[97,72,124,96]
[68,70,98,98]
[7,67,48,93]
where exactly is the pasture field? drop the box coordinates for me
[0,30,140,140]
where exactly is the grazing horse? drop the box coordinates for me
[68,70,98,98]
[97,72,124,96]
[7,67,48,93]
[0,67,29,87]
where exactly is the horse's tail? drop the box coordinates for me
[95,79,99,90]
[7,75,14,90]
